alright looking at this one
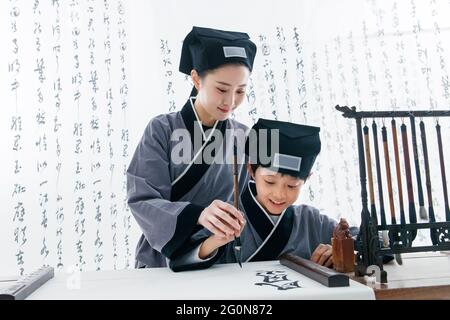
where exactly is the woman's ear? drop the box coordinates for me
[190,69,201,92]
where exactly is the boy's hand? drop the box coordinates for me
[199,218,246,259]
[208,234,235,248]
[310,244,333,268]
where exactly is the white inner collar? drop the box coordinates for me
[247,180,287,226]
[189,96,219,141]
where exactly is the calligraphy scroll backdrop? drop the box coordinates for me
[1,0,449,276]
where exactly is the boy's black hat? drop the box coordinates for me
[246,118,321,179]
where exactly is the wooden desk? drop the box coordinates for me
[351,252,450,300]
[27,261,374,300]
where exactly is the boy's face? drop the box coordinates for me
[250,166,305,215]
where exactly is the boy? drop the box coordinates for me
[169,118,354,272]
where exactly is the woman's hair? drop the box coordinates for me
[196,61,249,79]
[190,61,249,96]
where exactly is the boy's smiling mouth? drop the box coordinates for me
[269,199,285,206]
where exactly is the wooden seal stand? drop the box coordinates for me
[332,218,355,273]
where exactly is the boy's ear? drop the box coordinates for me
[247,163,255,180]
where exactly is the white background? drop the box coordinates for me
[1,0,449,277]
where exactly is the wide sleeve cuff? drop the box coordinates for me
[161,203,205,258]
[171,243,219,266]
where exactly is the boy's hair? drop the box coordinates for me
[250,163,306,181]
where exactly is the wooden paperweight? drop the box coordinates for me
[280,254,349,287]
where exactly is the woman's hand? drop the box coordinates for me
[198,200,245,237]
[310,244,333,268]
[199,218,246,259]
[209,217,246,246]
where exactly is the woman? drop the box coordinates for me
[127,26,257,268]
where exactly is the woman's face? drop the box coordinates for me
[250,165,304,215]
[192,64,250,124]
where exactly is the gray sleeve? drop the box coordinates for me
[127,116,204,258]
[317,211,338,245]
